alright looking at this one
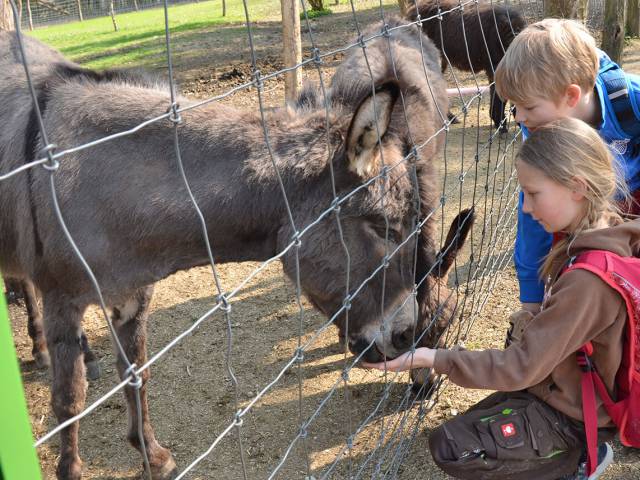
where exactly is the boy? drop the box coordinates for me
[494,18,640,314]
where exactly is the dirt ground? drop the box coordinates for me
[8,3,640,479]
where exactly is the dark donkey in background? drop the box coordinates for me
[407,0,527,131]
[0,16,471,479]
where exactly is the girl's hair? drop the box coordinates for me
[516,117,627,279]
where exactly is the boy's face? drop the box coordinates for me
[513,96,572,132]
[516,160,585,233]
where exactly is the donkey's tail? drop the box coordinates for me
[434,208,475,278]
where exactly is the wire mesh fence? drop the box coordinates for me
[17,0,198,28]
[0,0,562,478]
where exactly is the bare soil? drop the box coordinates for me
[8,5,640,479]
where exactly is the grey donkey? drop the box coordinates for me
[3,276,101,379]
[0,16,469,480]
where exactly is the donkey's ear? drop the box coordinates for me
[345,82,400,178]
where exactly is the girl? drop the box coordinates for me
[363,117,634,480]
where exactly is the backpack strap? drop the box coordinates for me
[600,67,640,139]
[566,251,622,476]
[577,342,599,477]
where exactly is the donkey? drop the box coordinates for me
[3,277,100,379]
[0,16,463,479]
[406,0,527,131]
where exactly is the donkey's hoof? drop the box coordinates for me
[150,455,178,480]
[85,360,101,381]
[34,350,51,369]
[56,456,82,480]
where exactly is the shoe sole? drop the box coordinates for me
[588,443,614,480]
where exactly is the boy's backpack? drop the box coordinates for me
[563,250,640,476]
[599,59,640,140]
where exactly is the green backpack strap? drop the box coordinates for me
[0,277,42,480]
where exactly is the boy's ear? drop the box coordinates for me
[565,84,582,108]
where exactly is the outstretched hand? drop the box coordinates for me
[361,347,436,372]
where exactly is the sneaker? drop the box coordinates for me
[560,443,614,480]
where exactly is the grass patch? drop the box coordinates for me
[28,0,282,69]
[301,8,333,20]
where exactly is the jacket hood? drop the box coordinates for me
[569,218,640,258]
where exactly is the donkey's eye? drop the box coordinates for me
[371,224,403,244]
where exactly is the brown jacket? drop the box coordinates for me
[434,220,640,426]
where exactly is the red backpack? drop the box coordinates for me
[563,250,640,475]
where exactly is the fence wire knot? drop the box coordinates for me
[382,255,390,269]
[331,197,341,214]
[299,425,308,439]
[252,69,264,90]
[379,164,390,180]
[292,231,302,248]
[346,434,354,449]
[168,102,182,124]
[381,24,390,38]
[415,14,423,28]
[124,363,143,389]
[234,409,244,427]
[40,143,59,171]
[217,293,231,313]
[357,34,367,49]
[342,295,352,311]
[312,48,322,65]
[295,347,304,363]
[341,368,350,382]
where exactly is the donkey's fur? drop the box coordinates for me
[3,276,100,379]
[407,0,526,131]
[1,18,461,479]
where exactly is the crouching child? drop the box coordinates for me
[363,118,637,479]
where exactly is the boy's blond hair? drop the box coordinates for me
[495,18,599,105]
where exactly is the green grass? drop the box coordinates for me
[28,0,282,69]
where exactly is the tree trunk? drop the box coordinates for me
[627,0,639,36]
[77,0,83,21]
[133,0,139,11]
[26,0,32,30]
[544,0,584,18]
[281,0,301,103]
[1,0,15,31]
[109,0,118,31]
[222,0,226,16]
[602,0,627,64]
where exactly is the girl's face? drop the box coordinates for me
[517,160,586,233]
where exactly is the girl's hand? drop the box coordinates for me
[361,347,436,371]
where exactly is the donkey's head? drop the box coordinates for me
[276,18,468,362]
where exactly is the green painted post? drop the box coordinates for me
[0,278,42,480]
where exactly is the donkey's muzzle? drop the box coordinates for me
[391,327,415,351]
[348,337,384,363]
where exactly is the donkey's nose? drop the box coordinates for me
[348,337,384,363]
[392,327,415,351]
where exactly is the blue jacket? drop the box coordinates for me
[516,50,640,302]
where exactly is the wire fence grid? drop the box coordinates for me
[0,0,573,478]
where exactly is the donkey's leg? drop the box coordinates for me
[112,285,177,480]
[24,279,50,369]
[80,332,101,380]
[44,293,87,480]
[489,81,507,132]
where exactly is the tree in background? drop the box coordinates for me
[602,0,627,64]
[1,0,15,31]
[628,0,639,36]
